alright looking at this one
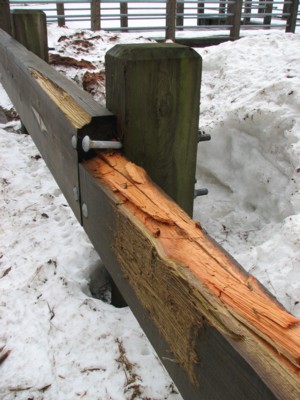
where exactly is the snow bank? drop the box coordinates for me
[195,33,300,315]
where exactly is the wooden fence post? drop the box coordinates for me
[166,0,177,41]
[11,10,48,62]
[0,0,12,35]
[263,0,273,27]
[219,0,227,15]
[227,0,243,40]
[283,0,290,17]
[258,0,265,13]
[56,2,65,27]
[243,0,252,24]
[120,2,128,30]
[197,1,205,25]
[177,1,184,30]
[11,10,49,134]
[286,0,299,32]
[105,44,201,217]
[91,0,101,30]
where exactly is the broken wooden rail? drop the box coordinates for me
[0,28,300,400]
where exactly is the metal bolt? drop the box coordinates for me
[198,132,211,143]
[82,203,88,218]
[82,135,122,152]
[194,188,208,198]
[73,186,79,202]
[71,135,77,149]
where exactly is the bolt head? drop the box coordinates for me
[71,135,77,149]
[82,203,88,218]
[82,136,91,152]
[73,186,79,202]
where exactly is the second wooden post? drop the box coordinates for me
[0,0,12,35]
[11,10,48,62]
[105,44,201,217]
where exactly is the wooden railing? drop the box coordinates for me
[6,0,300,41]
[0,10,300,399]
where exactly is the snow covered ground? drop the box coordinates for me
[0,24,300,399]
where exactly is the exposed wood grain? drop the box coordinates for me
[79,159,278,399]
[29,68,92,129]
[81,152,300,399]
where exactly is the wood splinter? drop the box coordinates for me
[82,151,300,399]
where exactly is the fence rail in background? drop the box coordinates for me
[8,0,300,41]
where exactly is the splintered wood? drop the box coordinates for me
[29,68,92,129]
[83,152,300,398]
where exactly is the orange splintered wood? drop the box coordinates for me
[84,152,300,372]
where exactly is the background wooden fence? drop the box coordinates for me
[8,0,300,41]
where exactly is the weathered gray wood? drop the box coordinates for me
[91,0,101,30]
[78,158,281,400]
[166,0,177,40]
[0,0,12,35]
[11,10,49,62]
[56,2,65,27]
[105,44,201,216]
[286,0,299,32]
[0,29,116,222]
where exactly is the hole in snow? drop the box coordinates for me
[88,261,127,308]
